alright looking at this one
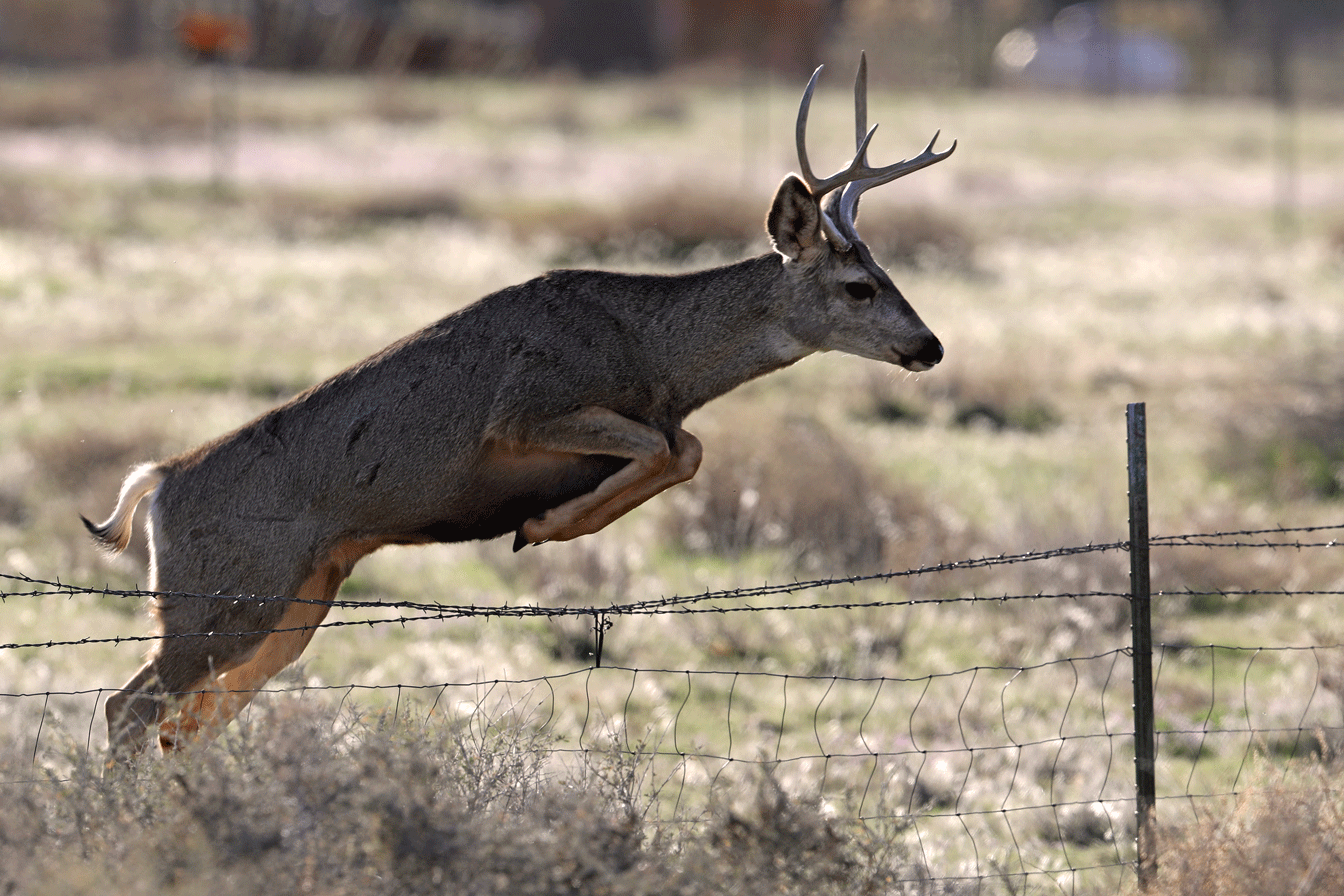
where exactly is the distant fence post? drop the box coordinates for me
[1127,402,1157,889]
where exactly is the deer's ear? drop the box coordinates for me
[767,175,823,261]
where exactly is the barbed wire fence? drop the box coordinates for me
[2,402,1342,893]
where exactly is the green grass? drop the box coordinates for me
[1,68,1343,893]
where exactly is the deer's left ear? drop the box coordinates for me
[767,175,823,261]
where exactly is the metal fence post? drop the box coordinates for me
[1128,402,1157,888]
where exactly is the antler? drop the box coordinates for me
[794,53,956,251]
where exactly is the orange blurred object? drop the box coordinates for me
[178,12,251,59]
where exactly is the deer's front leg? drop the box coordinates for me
[513,407,702,548]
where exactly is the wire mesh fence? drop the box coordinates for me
[3,525,1343,891]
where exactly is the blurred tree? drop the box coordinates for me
[110,0,145,58]
[673,0,844,75]
[951,0,993,86]
[534,0,663,74]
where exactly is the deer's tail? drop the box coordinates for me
[82,463,166,554]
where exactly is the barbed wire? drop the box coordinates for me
[1150,522,1344,548]
[0,538,1135,652]
[0,538,1131,605]
[0,589,1138,653]
[1,522,1338,653]
[5,521,1338,611]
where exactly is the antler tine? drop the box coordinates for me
[854,52,868,161]
[794,64,880,202]
[832,130,957,244]
[794,66,825,192]
[849,131,956,195]
[795,55,956,249]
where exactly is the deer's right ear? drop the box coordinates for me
[767,175,823,262]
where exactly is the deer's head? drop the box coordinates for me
[768,54,952,373]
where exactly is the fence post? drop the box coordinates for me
[1127,402,1157,888]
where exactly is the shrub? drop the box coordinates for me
[0,699,964,896]
[499,189,976,269]
[862,361,1060,434]
[1210,357,1344,501]
[498,187,763,263]
[265,187,465,238]
[1148,761,1344,896]
[662,415,956,574]
[857,204,976,272]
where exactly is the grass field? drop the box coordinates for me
[1,64,1343,893]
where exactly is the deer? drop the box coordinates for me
[85,54,953,763]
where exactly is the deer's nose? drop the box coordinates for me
[915,337,944,367]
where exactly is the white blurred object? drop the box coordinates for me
[993,2,1189,94]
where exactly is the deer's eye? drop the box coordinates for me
[845,281,876,301]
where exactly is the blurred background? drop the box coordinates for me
[1,0,1342,96]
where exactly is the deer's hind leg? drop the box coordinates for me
[104,623,265,765]
[105,662,175,765]
[107,573,293,762]
[158,563,342,752]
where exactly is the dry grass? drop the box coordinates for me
[1147,761,1344,896]
[0,700,966,896]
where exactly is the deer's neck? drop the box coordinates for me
[631,254,813,417]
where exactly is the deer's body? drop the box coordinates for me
[88,56,953,762]
[167,259,799,554]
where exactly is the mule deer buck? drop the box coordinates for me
[86,54,953,762]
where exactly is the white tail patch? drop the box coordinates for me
[82,463,165,554]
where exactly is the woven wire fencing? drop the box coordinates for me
[4,527,1344,892]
